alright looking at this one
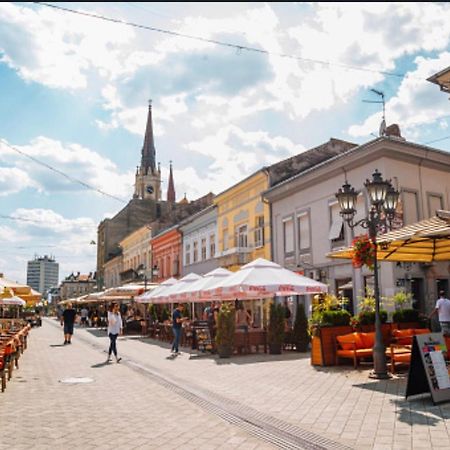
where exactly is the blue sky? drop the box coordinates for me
[1,2,450,283]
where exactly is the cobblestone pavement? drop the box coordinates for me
[0,321,274,450]
[3,320,450,449]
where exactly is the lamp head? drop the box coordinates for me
[365,169,390,206]
[336,181,358,222]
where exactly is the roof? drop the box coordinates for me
[264,136,450,200]
[427,66,450,93]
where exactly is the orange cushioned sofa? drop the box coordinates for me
[335,332,375,368]
[389,328,430,373]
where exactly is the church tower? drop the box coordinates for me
[134,101,162,200]
[167,161,176,203]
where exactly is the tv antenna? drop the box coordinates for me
[363,88,386,136]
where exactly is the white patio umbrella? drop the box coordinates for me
[153,273,202,304]
[135,277,178,304]
[172,268,232,302]
[204,258,328,299]
[0,296,26,306]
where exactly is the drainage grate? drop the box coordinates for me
[47,319,353,450]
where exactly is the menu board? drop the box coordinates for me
[192,320,213,353]
[406,333,450,404]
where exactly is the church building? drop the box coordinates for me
[96,102,214,288]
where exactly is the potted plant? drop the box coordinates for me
[353,287,391,343]
[389,290,423,329]
[215,303,235,358]
[292,303,309,352]
[309,293,352,366]
[268,303,285,354]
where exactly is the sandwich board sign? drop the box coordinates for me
[406,333,450,404]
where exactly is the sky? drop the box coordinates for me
[1,2,450,284]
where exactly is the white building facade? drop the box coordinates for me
[180,206,218,275]
[265,136,450,315]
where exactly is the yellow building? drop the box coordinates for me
[215,170,271,271]
[214,139,358,271]
[119,225,152,284]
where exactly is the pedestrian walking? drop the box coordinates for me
[171,304,187,355]
[61,302,77,345]
[430,290,450,335]
[106,303,123,363]
[80,306,89,327]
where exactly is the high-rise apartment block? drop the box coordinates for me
[27,255,59,294]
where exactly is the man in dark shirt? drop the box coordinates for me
[61,303,77,345]
[171,304,186,355]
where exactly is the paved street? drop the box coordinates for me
[2,320,450,449]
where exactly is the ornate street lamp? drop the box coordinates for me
[336,169,399,379]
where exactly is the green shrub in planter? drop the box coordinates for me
[216,303,235,358]
[321,310,351,327]
[161,307,170,322]
[292,303,309,352]
[268,303,285,354]
[392,308,420,323]
[358,310,388,325]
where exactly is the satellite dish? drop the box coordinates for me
[379,119,386,137]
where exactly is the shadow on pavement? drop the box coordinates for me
[49,344,66,347]
[86,328,108,338]
[91,361,110,368]
[129,337,309,364]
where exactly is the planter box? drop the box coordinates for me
[311,325,353,366]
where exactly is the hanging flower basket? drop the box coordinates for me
[351,234,375,270]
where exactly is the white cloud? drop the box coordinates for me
[183,125,305,196]
[349,52,450,138]
[0,2,135,89]
[0,137,134,199]
[1,208,97,283]
[0,167,37,196]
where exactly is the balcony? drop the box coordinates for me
[217,247,251,267]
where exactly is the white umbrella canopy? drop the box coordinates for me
[103,284,147,298]
[153,273,203,304]
[0,295,26,306]
[172,268,232,302]
[205,258,328,299]
[135,277,178,304]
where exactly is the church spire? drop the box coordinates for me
[141,100,156,174]
[167,160,176,203]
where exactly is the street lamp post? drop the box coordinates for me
[336,169,399,379]
[137,266,148,291]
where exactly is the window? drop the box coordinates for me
[193,241,198,263]
[402,190,419,225]
[254,216,264,248]
[210,234,216,258]
[223,229,229,251]
[185,244,191,266]
[201,238,207,260]
[283,217,294,256]
[428,194,443,218]
[236,225,248,248]
[329,202,344,244]
[297,211,310,252]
